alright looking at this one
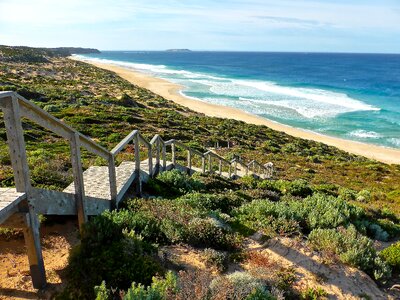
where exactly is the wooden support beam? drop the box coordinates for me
[219,159,222,175]
[2,95,46,289]
[70,132,87,230]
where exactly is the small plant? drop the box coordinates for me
[300,287,328,300]
[202,248,228,272]
[123,271,177,300]
[380,241,400,272]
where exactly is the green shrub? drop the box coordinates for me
[356,190,372,202]
[123,271,177,300]
[380,241,400,272]
[202,248,228,272]
[300,287,328,300]
[147,170,205,196]
[308,226,391,281]
[303,194,364,230]
[66,214,164,298]
[178,192,244,213]
[338,187,356,201]
[185,217,239,250]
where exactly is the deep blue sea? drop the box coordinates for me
[78,51,400,149]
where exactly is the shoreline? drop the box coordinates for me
[71,56,400,165]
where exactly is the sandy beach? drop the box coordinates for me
[72,57,400,165]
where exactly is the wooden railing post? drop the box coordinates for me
[134,134,141,194]
[162,142,167,171]
[234,160,238,177]
[155,138,160,175]
[219,159,222,175]
[148,144,153,177]
[171,143,176,166]
[70,132,87,230]
[208,155,212,173]
[2,94,46,289]
[202,155,206,174]
[187,149,192,174]
[108,154,117,208]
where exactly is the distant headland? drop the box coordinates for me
[165,49,191,52]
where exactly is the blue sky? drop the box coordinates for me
[0,0,399,53]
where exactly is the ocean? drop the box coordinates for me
[77,51,400,149]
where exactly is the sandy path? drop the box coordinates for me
[71,57,400,165]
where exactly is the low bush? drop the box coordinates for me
[211,272,268,300]
[380,241,400,272]
[147,170,205,196]
[308,226,391,281]
[202,248,228,272]
[65,214,164,298]
[185,217,240,250]
[177,192,244,213]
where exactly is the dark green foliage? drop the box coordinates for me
[65,213,164,298]
[185,217,240,250]
[147,170,205,197]
[177,192,244,213]
[380,241,400,272]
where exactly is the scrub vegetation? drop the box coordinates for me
[1,46,399,299]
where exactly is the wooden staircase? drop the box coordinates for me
[0,91,274,289]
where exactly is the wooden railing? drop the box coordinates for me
[1,91,274,223]
[0,91,275,289]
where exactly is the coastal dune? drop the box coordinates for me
[72,57,400,165]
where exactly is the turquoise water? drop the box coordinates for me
[77,51,400,149]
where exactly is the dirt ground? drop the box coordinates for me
[0,218,79,300]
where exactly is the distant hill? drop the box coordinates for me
[0,45,100,63]
[166,49,191,52]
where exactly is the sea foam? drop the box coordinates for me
[349,130,382,139]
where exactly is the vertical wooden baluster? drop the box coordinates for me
[70,132,87,229]
[219,159,222,175]
[162,142,166,171]
[171,143,176,166]
[202,155,206,174]
[208,155,212,173]
[148,144,153,177]
[234,160,238,177]
[187,149,192,174]
[134,134,141,194]
[108,154,117,208]
[2,95,46,288]
[155,138,160,175]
